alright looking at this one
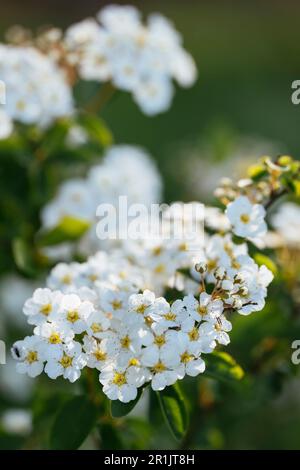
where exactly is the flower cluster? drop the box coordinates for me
[63,5,197,115]
[40,145,162,258]
[0,45,73,138]
[12,191,274,402]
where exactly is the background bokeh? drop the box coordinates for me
[1,0,300,450]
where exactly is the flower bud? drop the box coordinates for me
[195,262,207,274]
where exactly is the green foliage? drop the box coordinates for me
[49,395,98,450]
[37,216,91,247]
[157,383,188,441]
[204,351,245,383]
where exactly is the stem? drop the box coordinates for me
[264,188,288,210]
[85,82,116,114]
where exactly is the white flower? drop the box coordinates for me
[99,361,148,403]
[47,262,82,292]
[54,293,94,333]
[0,45,73,128]
[184,293,223,323]
[45,341,86,383]
[133,76,174,116]
[205,315,232,345]
[64,5,196,115]
[11,336,46,378]
[0,109,13,139]
[140,333,179,391]
[34,321,74,359]
[150,298,186,333]
[41,179,95,229]
[85,310,110,339]
[181,318,217,354]
[83,336,111,370]
[162,331,205,378]
[226,196,267,240]
[1,409,32,435]
[23,288,62,326]
[272,202,300,249]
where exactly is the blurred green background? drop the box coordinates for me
[2,0,300,202]
[1,0,300,450]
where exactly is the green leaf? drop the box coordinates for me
[204,351,244,383]
[12,237,36,276]
[39,119,72,158]
[50,395,97,450]
[110,387,143,418]
[37,216,91,246]
[78,113,113,147]
[254,253,278,276]
[157,383,188,441]
[98,423,124,450]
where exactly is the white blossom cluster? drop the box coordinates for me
[64,4,197,115]
[41,145,162,258]
[0,45,73,139]
[12,195,273,402]
[271,202,300,249]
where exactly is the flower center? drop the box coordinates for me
[164,312,176,321]
[207,259,217,271]
[154,335,166,347]
[113,372,127,386]
[188,327,199,341]
[60,354,73,368]
[112,300,122,310]
[154,263,165,274]
[88,274,98,282]
[26,351,38,364]
[94,349,106,361]
[120,335,131,349]
[40,303,52,316]
[152,246,162,256]
[129,358,140,366]
[152,361,166,373]
[136,304,147,314]
[61,274,72,285]
[240,214,250,224]
[67,310,79,323]
[91,322,102,334]
[197,306,207,316]
[181,351,193,364]
[49,333,61,344]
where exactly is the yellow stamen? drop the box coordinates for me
[164,312,176,321]
[26,351,38,364]
[49,333,61,344]
[94,349,106,361]
[112,372,127,386]
[188,327,199,341]
[120,335,131,349]
[91,323,102,334]
[61,274,72,285]
[181,352,193,364]
[40,303,52,316]
[240,214,250,224]
[136,304,147,314]
[67,310,79,323]
[112,300,122,310]
[154,335,166,347]
[60,354,73,368]
[152,361,166,373]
